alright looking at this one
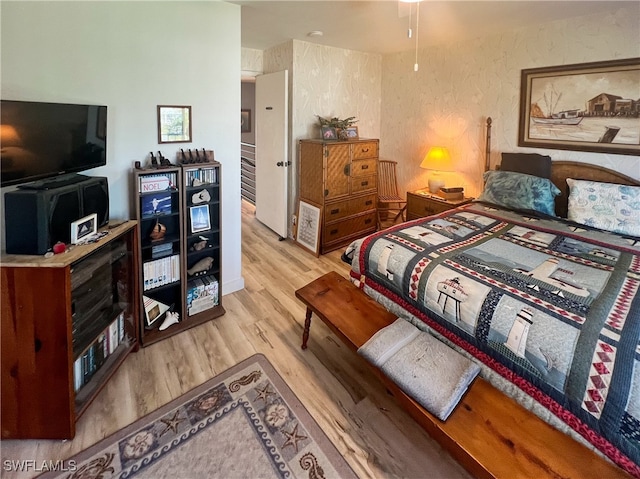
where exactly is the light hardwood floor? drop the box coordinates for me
[0,201,471,479]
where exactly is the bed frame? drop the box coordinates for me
[297,272,632,479]
[295,119,640,478]
[484,117,640,218]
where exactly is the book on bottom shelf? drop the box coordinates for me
[186,275,219,316]
[73,312,126,392]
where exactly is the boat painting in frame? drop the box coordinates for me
[518,58,640,156]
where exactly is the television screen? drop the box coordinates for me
[1,100,107,188]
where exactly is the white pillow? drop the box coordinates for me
[567,178,640,237]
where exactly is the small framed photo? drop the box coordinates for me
[141,192,172,217]
[294,200,322,257]
[190,204,211,233]
[321,126,338,140]
[143,295,170,327]
[345,126,359,139]
[71,213,98,244]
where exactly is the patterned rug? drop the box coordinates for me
[39,354,356,479]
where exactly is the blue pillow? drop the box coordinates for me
[477,170,561,216]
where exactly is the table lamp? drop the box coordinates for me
[420,146,451,193]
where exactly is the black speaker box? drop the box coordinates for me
[4,176,109,255]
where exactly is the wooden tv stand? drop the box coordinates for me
[1,221,139,439]
[295,271,630,479]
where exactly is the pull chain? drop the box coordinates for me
[414,1,420,72]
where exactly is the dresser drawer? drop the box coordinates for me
[323,212,376,245]
[350,158,377,177]
[351,174,376,194]
[325,194,376,223]
[352,141,378,160]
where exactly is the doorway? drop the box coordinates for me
[241,80,256,205]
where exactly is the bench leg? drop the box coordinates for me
[301,308,313,349]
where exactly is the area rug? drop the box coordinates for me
[39,354,357,479]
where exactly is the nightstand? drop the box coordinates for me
[406,189,474,220]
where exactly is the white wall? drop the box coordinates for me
[381,5,640,198]
[1,1,244,294]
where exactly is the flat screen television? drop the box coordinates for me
[1,100,107,188]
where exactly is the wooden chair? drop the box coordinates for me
[377,160,406,230]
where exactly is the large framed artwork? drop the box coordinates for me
[518,58,640,155]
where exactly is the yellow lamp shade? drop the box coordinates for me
[420,146,451,170]
[420,147,451,193]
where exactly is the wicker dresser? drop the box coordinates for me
[299,138,378,254]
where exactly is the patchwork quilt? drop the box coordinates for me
[345,203,640,477]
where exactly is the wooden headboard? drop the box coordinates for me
[483,117,640,218]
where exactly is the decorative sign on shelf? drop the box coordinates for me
[139,173,176,193]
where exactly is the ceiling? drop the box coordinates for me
[231,1,634,55]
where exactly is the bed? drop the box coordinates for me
[343,119,640,477]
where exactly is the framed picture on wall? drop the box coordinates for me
[518,57,640,155]
[241,109,251,133]
[157,105,192,144]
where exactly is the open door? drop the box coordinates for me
[255,70,289,239]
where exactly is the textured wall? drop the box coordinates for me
[264,40,382,233]
[291,40,382,142]
[241,47,263,77]
[381,5,640,198]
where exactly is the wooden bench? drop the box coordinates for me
[295,271,630,479]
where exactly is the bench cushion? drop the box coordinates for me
[358,318,481,420]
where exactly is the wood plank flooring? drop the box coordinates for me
[0,201,471,479]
